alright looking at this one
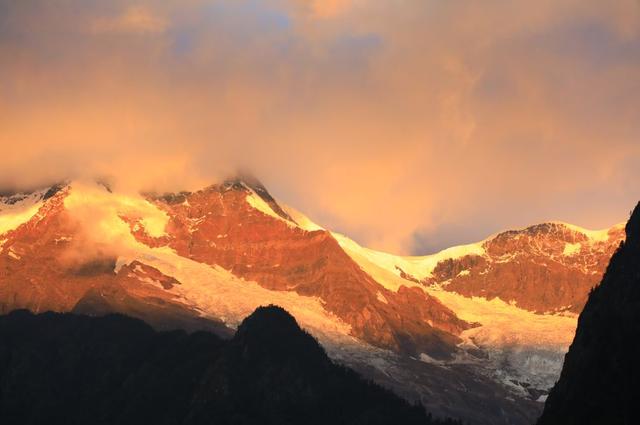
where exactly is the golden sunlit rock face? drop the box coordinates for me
[1,1,639,425]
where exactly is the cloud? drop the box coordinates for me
[90,5,168,34]
[310,0,355,18]
[1,0,639,254]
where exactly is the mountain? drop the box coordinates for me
[536,203,640,425]
[0,178,625,425]
[0,306,460,425]
[139,177,470,358]
[335,221,624,314]
[0,184,232,335]
[333,220,623,400]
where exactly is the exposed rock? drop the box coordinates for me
[422,222,624,314]
[0,185,229,336]
[141,181,471,358]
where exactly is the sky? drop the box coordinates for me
[1,0,639,254]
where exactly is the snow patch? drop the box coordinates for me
[139,276,164,289]
[376,291,389,304]
[0,190,47,236]
[562,242,581,256]
[553,221,622,243]
[332,233,422,292]
[118,247,354,346]
[426,288,577,350]
[281,204,325,231]
[245,192,295,228]
[334,232,485,282]
[63,181,170,240]
[419,353,446,366]
[424,287,576,391]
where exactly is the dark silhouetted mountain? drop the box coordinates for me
[537,202,640,425]
[0,305,461,425]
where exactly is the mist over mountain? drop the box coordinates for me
[3,0,640,254]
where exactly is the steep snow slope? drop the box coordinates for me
[0,188,50,236]
[334,233,486,281]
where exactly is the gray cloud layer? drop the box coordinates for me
[1,0,639,253]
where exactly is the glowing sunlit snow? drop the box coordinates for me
[563,242,581,256]
[0,190,47,236]
[333,232,485,281]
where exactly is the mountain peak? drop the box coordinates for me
[624,201,640,248]
[236,305,301,334]
[483,221,624,250]
[222,172,266,191]
[232,305,329,365]
[220,174,296,224]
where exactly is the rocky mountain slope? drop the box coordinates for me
[0,178,625,425]
[139,178,470,358]
[334,218,623,398]
[0,306,459,425]
[335,221,624,314]
[537,203,640,425]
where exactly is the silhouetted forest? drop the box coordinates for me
[0,305,462,425]
[537,202,640,425]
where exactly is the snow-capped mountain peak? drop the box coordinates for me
[0,178,627,425]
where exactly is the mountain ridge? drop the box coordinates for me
[0,306,458,425]
[0,177,627,425]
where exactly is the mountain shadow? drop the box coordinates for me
[537,202,640,425]
[0,305,462,425]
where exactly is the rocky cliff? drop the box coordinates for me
[537,203,640,425]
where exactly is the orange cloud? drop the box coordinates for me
[1,0,639,253]
[90,5,168,34]
[310,0,354,18]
